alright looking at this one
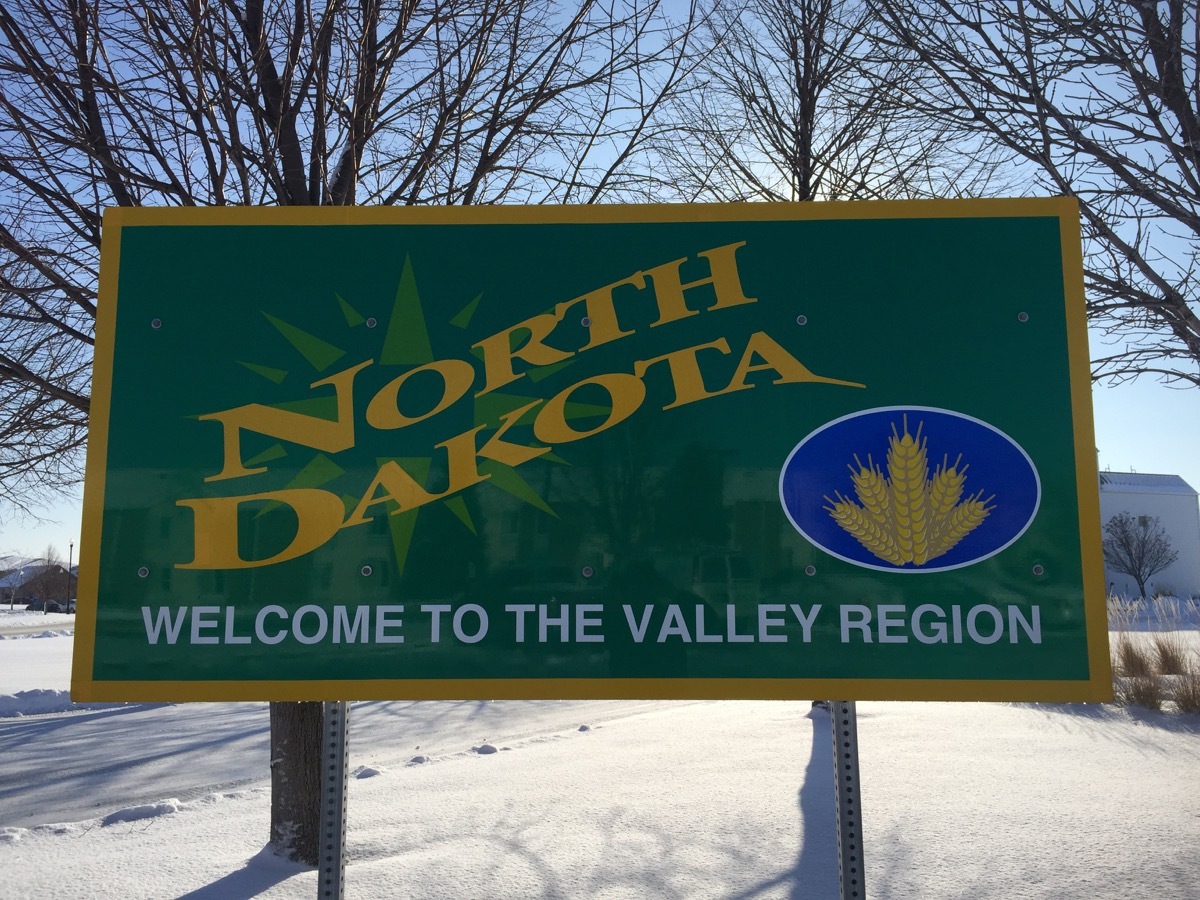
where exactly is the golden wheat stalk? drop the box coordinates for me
[930,491,994,559]
[928,454,966,516]
[826,422,995,567]
[850,454,890,524]
[825,493,905,565]
[927,453,966,547]
[887,417,929,564]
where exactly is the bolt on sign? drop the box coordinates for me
[72,199,1111,702]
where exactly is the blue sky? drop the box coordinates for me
[3,369,1198,566]
[1091,376,1200,489]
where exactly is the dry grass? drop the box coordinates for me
[1172,673,1200,714]
[1153,632,1191,675]
[1115,675,1164,711]
[1151,596,1185,629]
[1112,632,1154,678]
[1106,596,1139,631]
[1109,600,1200,712]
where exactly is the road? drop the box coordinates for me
[0,609,75,638]
[0,620,75,637]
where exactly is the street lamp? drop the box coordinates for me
[65,540,74,611]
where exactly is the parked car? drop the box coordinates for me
[25,599,75,613]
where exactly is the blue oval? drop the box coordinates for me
[778,407,1040,573]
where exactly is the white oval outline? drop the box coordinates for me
[778,405,1042,574]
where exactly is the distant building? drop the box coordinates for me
[0,554,36,574]
[1098,472,1200,598]
[0,557,37,603]
[0,558,75,604]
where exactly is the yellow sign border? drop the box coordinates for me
[73,197,1111,703]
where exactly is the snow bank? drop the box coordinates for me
[0,688,128,718]
[102,800,182,827]
[0,689,74,717]
[0,609,75,629]
[0,629,72,639]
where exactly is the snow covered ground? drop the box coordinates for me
[0,611,1197,899]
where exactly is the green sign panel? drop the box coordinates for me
[73,200,1111,702]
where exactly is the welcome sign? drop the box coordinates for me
[72,199,1111,702]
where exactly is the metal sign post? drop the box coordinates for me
[318,701,350,900]
[830,700,864,900]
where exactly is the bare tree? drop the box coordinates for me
[25,542,62,606]
[655,0,1012,203]
[1103,511,1179,600]
[40,542,61,569]
[0,0,699,863]
[871,0,1200,386]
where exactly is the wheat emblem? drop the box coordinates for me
[824,416,995,566]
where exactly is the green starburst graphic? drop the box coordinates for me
[235,255,608,575]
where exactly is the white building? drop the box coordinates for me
[1097,471,1200,599]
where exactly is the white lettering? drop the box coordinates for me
[912,604,948,644]
[539,604,569,643]
[966,605,1004,644]
[727,606,754,643]
[375,605,405,643]
[623,605,653,643]
[1008,605,1042,644]
[758,604,787,642]
[453,604,488,643]
[877,604,908,644]
[255,605,288,644]
[832,603,1042,646]
[293,605,329,645]
[142,606,187,645]
[657,604,692,642]
[576,604,604,643]
[190,606,221,645]
[224,607,251,644]
[334,605,369,643]
[506,604,536,642]
[788,604,822,643]
[695,605,723,643]
[841,605,873,643]
[422,604,451,642]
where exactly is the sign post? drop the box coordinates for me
[830,700,864,900]
[318,701,350,900]
[72,198,1111,705]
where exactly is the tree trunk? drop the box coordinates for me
[269,701,324,864]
